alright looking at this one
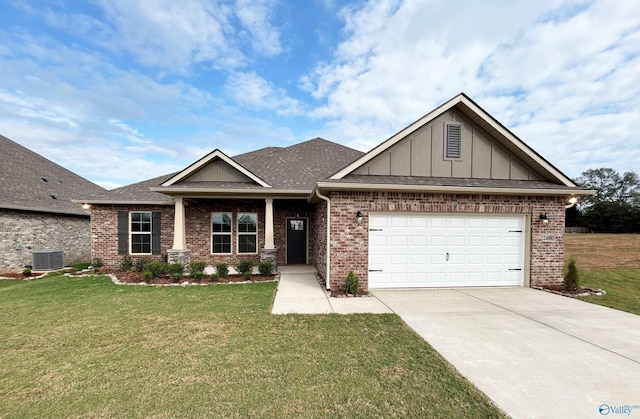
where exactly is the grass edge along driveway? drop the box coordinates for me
[0,275,505,418]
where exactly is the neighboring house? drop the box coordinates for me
[0,135,106,271]
[81,94,591,292]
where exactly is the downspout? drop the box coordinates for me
[314,189,331,290]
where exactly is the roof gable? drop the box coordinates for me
[161,149,271,188]
[331,93,576,187]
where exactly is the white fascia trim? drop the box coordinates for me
[161,149,272,188]
[330,94,465,180]
[149,187,310,197]
[316,182,595,196]
[72,200,174,205]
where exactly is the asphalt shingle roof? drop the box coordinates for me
[0,134,107,216]
[84,138,365,203]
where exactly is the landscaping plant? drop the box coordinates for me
[134,257,152,272]
[258,261,273,276]
[345,271,360,295]
[563,259,580,291]
[167,263,184,283]
[215,262,229,278]
[119,255,133,271]
[235,260,254,276]
[189,261,206,281]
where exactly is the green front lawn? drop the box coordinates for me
[578,269,640,315]
[0,275,504,418]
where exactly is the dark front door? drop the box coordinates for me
[286,218,307,264]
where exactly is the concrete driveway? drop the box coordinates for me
[374,288,640,419]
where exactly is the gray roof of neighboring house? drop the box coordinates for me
[0,134,107,216]
[83,138,365,203]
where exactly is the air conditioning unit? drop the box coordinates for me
[32,250,64,271]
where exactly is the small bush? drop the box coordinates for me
[142,270,155,282]
[345,271,360,295]
[215,262,229,278]
[91,258,104,269]
[258,261,274,276]
[135,257,152,272]
[119,255,133,272]
[147,261,166,278]
[22,268,32,278]
[211,273,220,282]
[189,261,206,281]
[243,271,252,280]
[564,259,580,291]
[167,263,184,283]
[236,260,254,276]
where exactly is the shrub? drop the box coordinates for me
[236,260,254,276]
[345,271,360,295]
[243,271,252,280]
[135,257,152,272]
[189,261,206,281]
[91,258,104,269]
[167,263,184,282]
[258,261,273,276]
[147,261,166,278]
[143,270,155,282]
[215,262,229,278]
[22,268,32,278]
[564,259,580,291]
[119,255,133,272]
[211,273,220,282]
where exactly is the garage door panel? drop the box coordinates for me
[369,213,525,289]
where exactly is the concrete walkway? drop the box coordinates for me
[374,288,640,419]
[271,266,391,314]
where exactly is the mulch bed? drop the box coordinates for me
[98,270,277,285]
[537,285,606,298]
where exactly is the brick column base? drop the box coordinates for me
[167,249,191,269]
[259,248,277,270]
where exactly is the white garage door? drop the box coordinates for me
[369,213,525,289]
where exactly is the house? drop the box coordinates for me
[0,135,106,271]
[81,94,591,291]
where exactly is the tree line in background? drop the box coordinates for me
[566,168,640,233]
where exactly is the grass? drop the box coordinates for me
[565,233,640,314]
[0,275,504,418]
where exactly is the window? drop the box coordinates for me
[130,212,152,254]
[238,213,258,253]
[446,123,462,159]
[212,213,232,254]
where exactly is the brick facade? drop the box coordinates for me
[91,199,315,270]
[327,191,566,291]
[311,200,328,286]
[1,209,91,272]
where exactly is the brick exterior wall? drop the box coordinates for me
[1,209,91,272]
[311,200,328,286]
[91,200,315,270]
[90,204,174,269]
[328,191,567,292]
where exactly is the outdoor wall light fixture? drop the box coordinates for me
[82,203,91,210]
[539,213,549,224]
[356,211,364,224]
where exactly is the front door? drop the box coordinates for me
[286,218,307,264]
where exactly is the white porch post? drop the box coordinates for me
[264,198,275,249]
[172,196,186,250]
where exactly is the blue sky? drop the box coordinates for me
[1,0,639,189]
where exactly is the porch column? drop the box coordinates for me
[264,198,275,249]
[172,196,186,250]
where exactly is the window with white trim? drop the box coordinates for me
[237,213,258,254]
[130,211,152,254]
[212,213,232,254]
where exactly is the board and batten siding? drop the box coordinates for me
[353,109,541,180]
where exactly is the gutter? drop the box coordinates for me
[314,189,331,290]
[315,182,595,196]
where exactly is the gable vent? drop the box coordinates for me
[446,124,461,158]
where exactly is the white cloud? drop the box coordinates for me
[302,0,640,176]
[225,71,303,115]
[235,0,283,57]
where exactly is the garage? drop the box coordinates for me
[368,213,526,289]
